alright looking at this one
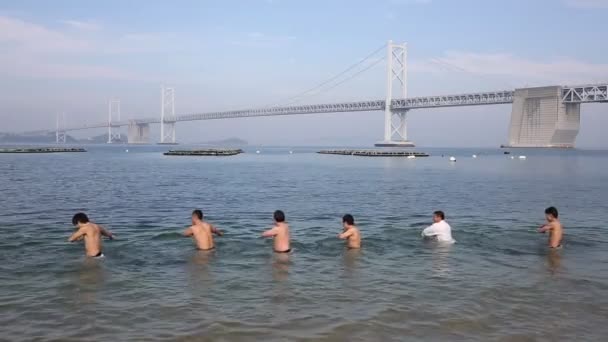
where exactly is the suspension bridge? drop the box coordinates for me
[24,41,608,148]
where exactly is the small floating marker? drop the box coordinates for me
[256,150,260,154]
[449,156,456,162]
[519,155,527,160]
[289,151,293,154]
[472,154,477,158]
[125,149,129,153]
[511,156,515,159]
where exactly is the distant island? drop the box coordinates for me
[0,132,125,144]
[0,132,245,146]
[195,137,248,146]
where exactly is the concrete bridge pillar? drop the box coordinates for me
[376,41,415,147]
[505,86,580,148]
[128,121,150,144]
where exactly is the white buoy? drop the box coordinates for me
[407,155,416,159]
[289,151,293,154]
[449,156,456,162]
[472,154,477,158]
[519,155,527,160]
[256,150,260,154]
[511,156,515,159]
[125,149,129,153]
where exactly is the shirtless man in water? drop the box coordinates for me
[262,210,291,253]
[183,210,223,250]
[538,206,563,248]
[68,212,114,258]
[338,214,361,249]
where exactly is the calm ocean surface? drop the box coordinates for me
[1,145,608,341]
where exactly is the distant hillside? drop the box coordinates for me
[0,132,78,144]
[79,133,126,144]
[198,137,248,146]
[0,132,125,144]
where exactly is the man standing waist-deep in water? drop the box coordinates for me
[538,206,563,248]
[183,209,223,251]
[421,210,455,243]
[338,214,361,249]
[68,212,114,258]
[262,210,291,253]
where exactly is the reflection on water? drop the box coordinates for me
[186,249,215,299]
[343,248,362,276]
[430,243,453,277]
[547,249,562,275]
[272,252,290,282]
[76,259,106,306]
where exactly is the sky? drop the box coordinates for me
[1,0,607,147]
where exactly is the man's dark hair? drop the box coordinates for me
[545,207,558,218]
[192,210,203,220]
[433,211,445,220]
[342,214,355,225]
[274,210,285,222]
[72,212,89,226]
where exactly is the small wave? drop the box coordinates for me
[150,232,182,240]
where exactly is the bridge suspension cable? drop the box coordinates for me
[282,56,386,106]
[272,43,387,106]
[428,57,515,90]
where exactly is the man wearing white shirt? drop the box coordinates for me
[421,211,455,243]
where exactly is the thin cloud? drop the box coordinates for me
[0,15,136,80]
[231,31,296,47]
[412,51,608,85]
[0,16,90,53]
[389,0,432,5]
[0,54,139,80]
[61,19,101,31]
[563,0,608,8]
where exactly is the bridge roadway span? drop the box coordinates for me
[60,90,517,132]
[26,84,607,134]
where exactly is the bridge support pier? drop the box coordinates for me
[55,112,66,144]
[159,87,177,144]
[505,86,580,148]
[128,122,150,144]
[376,41,415,147]
[107,99,122,143]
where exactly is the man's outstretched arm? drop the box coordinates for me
[100,226,114,240]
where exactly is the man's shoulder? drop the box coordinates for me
[88,223,101,232]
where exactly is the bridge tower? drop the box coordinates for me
[375,40,415,147]
[55,112,66,144]
[160,86,176,144]
[107,99,122,143]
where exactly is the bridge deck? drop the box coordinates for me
[23,83,608,133]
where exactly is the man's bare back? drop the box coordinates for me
[264,222,291,252]
[69,213,113,257]
[339,226,361,249]
[538,207,563,248]
[539,220,563,248]
[184,210,223,250]
[262,211,291,253]
[184,221,222,250]
[339,215,361,249]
